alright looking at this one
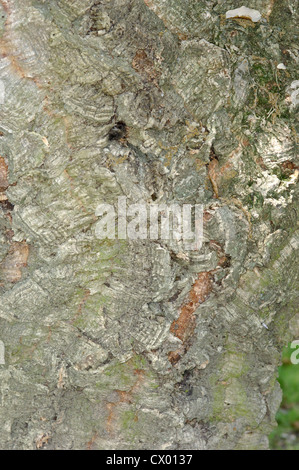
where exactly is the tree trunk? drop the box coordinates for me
[0,0,298,450]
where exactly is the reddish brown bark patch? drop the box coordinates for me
[132,49,160,86]
[168,272,213,364]
[86,432,98,451]
[281,161,298,171]
[170,272,213,342]
[106,369,145,435]
[0,156,8,192]
[0,241,29,283]
[280,161,299,177]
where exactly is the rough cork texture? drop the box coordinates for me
[0,0,298,450]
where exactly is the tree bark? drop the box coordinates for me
[0,0,298,450]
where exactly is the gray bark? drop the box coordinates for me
[0,0,298,450]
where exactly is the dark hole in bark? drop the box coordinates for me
[221,254,232,269]
[209,145,219,161]
[108,121,127,141]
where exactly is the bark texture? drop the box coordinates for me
[0,0,298,450]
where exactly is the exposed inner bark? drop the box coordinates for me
[0,0,298,450]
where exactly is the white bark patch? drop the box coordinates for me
[225,6,262,22]
[0,341,5,365]
[233,59,250,106]
[0,80,5,104]
[289,80,299,109]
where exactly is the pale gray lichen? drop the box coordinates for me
[0,0,298,450]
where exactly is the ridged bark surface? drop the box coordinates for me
[0,0,298,449]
